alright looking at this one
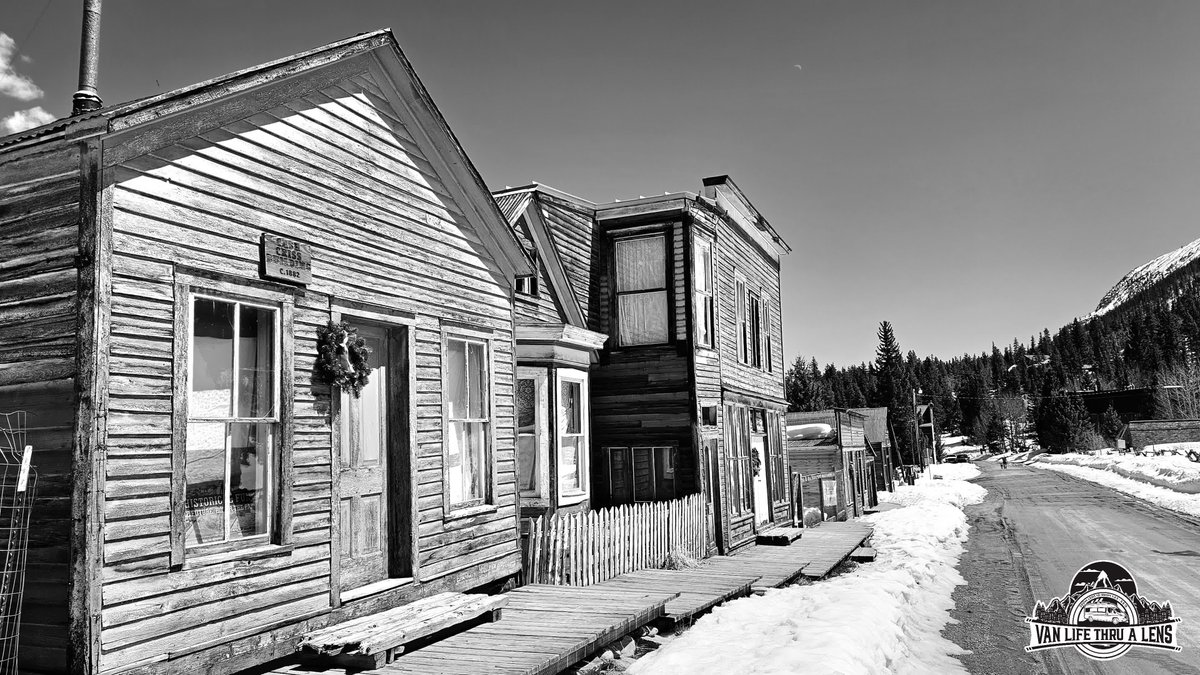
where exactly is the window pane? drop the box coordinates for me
[191,299,234,418]
[184,422,227,546]
[237,305,276,418]
[446,340,467,419]
[468,342,486,419]
[694,243,711,293]
[615,236,665,292]
[560,437,581,492]
[618,291,667,345]
[358,330,387,465]
[228,422,270,539]
[448,420,486,504]
[517,379,538,494]
[561,380,581,434]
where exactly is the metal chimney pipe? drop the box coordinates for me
[71,0,103,115]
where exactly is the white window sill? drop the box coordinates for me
[445,503,497,521]
[340,577,415,604]
[558,491,588,507]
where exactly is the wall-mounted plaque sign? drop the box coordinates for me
[262,234,312,284]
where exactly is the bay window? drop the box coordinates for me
[557,369,589,502]
[615,234,668,346]
[516,368,548,503]
[445,335,492,509]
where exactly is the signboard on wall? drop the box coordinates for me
[261,234,312,284]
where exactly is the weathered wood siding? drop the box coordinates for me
[0,142,83,674]
[538,196,600,331]
[706,209,784,399]
[99,75,519,673]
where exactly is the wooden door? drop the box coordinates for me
[338,324,392,589]
[702,439,722,553]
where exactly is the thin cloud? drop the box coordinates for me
[1,106,55,135]
[0,32,45,102]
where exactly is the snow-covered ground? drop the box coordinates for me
[1037,463,1200,520]
[1033,451,1200,493]
[628,464,986,674]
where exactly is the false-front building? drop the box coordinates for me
[0,31,531,675]
[494,178,792,553]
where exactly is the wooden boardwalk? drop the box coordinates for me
[267,585,676,675]
[261,521,873,675]
[700,521,874,591]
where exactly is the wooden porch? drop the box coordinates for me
[255,520,873,675]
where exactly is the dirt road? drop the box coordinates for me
[946,460,1200,674]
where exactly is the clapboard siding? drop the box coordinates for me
[97,75,519,673]
[0,142,83,674]
[539,196,601,331]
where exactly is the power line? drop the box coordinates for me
[19,0,55,48]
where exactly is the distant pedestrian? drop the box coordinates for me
[1001,456,1008,469]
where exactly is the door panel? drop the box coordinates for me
[339,324,389,590]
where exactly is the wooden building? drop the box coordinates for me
[0,31,533,675]
[493,178,792,554]
[786,409,873,518]
[1120,419,1200,452]
[850,407,896,493]
[493,189,607,519]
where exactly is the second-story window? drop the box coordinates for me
[515,274,538,297]
[694,239,714,348]
[615,234,668,346]
[749,291,763,369]
[764,299,774,373]
[736,278,747,363]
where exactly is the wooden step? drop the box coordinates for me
[756,527,803,546]
[299,592,508,669]
[850,546,876,562]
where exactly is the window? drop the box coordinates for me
[515,275,538,298]
[445,336,491,509]
[557,369,590,502]
[693,239,714,348]
[183,294,280,551]
[725,405,752,516]
[735,278,747,363]
[748,291,763,369]
[764,299,774,373]
[604,446,675,503]
[614,235,668,346]
[517,376,541,497]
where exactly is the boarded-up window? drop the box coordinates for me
[185,295,279,548]
[615,235,668,346]
[693,238,714,348]
[446,337,491,508]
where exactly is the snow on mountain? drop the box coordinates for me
[1090,236,1200,318]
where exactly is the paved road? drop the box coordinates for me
[947,461,1200,674]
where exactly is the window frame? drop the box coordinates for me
[724,405,753,517]
[441,329,496,516]
[516,366,550,506]
[764,298,774,374]
[170,276,295,567]
[515,274,538,298]
[693,237,715,349]
[613,232,670,347]
[603,445,675,503]
[748,290,763,369]
[735,276,748,364]
[556,368,590,505]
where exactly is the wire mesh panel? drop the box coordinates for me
[0,412,36,675]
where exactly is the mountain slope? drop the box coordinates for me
[1091,236,1200,318]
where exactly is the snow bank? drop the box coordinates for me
[1038,463,1200,519]
[787,423,833,440]
[630,468,985,675]
[1034,452,1200,494]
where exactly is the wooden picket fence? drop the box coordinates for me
[521,494,707,586]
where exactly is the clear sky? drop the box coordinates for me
[4,1,1199,366]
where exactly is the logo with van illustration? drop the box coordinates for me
[1026,560,1181,661]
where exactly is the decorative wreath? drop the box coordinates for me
[315,321,373,396]
[751,448,763,477]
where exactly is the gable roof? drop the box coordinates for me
[3,29,531,278]
[850,407,892,448]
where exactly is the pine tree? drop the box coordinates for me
[1098,404,1124,443]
